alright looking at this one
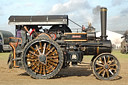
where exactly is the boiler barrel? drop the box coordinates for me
[84,40,112,55]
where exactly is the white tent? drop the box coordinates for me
[96,30,123,49]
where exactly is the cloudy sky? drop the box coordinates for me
[0,0,128,34]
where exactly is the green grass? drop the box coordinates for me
[112,50,128,58]
[0,52,10,60]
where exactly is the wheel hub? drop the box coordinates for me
[39,55,47,65]
[104,64,109,69]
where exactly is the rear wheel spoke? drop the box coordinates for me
[46,65,51,73]
[29,51,39,57]
[36,45,41,55]
[45,47,55,56]
[43,65,46,75]
[48,63,55,72]
[27,58,37,62]
[48,59,58,63]
[39,42,43,53]
[47,44,51,50]
[31,62,38,70]
[30,46,38,54]
[35,64,40,73]
[42,43,46,55]
[48,50,57,56]
[27,61,35,67]
[47,60,57,67]
[47,55,59,59]
[27,54,38,59]
[39,64,43,74]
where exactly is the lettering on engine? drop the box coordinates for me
[72,35,81,38]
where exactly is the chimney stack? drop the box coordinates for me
[100,7,108,40]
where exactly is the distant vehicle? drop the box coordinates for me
[121,30,128,54]
[0,30,14,52]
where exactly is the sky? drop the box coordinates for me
[0,0,128,34]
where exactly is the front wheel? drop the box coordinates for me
[22,37,63,79]
[92,53,120,80]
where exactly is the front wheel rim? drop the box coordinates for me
[93,53,120,80]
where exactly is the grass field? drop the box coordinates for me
[0,52,10,60]
[0,50,128,85]
[112,50,128,58]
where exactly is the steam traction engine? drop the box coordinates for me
[121,30,128,54]
[8,7,120,80]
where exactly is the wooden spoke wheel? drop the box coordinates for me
[92,53,120,80]
[22,37,63,79]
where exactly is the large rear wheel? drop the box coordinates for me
[22,37,63,79]
[92,53,120,80]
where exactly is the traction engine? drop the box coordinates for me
[8,7,120,80]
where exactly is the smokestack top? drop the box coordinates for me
[101,7,107,11]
